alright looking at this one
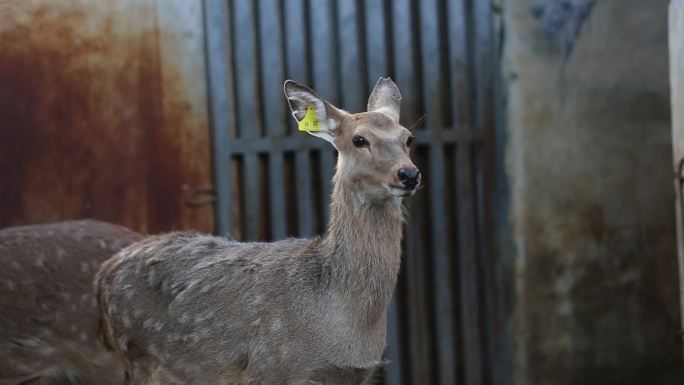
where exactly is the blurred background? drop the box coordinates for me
[0,0,682,384]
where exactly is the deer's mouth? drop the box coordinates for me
[388,185,415,197]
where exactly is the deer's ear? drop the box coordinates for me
[284,80,344,145]
[367,77,401,123]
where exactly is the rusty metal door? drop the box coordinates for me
[0,1,215,234]
[204,0,497,384]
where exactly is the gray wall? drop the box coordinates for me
[670,0,684,365]
[501,0,682,383]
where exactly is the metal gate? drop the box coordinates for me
[203,0,496,384]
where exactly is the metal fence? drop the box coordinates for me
[203,0,496,384]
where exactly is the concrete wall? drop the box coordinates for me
[670,0,684,363]
[502,0,682,383]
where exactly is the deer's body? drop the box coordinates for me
[96,78,419,385]
[0,220,141,385]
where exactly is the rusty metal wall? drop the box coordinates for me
[0,0,214,234]
[204,0,497,384]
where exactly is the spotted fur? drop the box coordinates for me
[0,220,141,385]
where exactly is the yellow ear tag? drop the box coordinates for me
[298,106,322,132]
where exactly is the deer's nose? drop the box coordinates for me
[398,168,421,189]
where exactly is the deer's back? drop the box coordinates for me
[96,232,377,383]
[96,233,384,384]
[0,220,141,384]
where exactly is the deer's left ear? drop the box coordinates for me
[367,77,401,123]
[284,80,345,145]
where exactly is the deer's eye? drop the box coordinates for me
[406,136,414,147]
[352,135,368,148]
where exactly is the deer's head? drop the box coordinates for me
[284,78,420,205]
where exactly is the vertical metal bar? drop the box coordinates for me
[309,0,339,103]
[490,3,511,383]
[418,0,455,384]
[268,154,287,240]
[391,0,419,123]
[203,0,235,236]
[429,146,456,385]
[364,0,389,90]
[472,2,496,384]
[233,0,261,136]
[258,0,287,240]
[284,0,309,83]
[457,144,483,385]
[242,154,262,241]
[472,0,494,128]
[233,0,262,241]
[419,0,445,126]
[447,0,470,126]
[385,297,403,385]
[337,0,364,112]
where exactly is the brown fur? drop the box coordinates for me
[96,78,419,385]
[0,220,141,385]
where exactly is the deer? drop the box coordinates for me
[95,77,421,385]
[0,220,141,385]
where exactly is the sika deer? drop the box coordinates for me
[95,78,420,385]
[0,220,141,385]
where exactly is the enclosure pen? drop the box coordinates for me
[203,0,497,384]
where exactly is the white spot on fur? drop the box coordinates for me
[34,257,45,269]
[194,311,215,324]
[143,318,154,329]
[179,312,192,324]
[271,318,282,332]
[122,313,131,327]
[146,257,161,266]
[249,294,263,305]
[123,284,135,300]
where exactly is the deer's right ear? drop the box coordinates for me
[284,80,343,145]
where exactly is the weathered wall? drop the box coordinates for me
[502,0,682,383]
[0,0,214,234]
[670,0,684,363]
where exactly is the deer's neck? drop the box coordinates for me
[319,181,404,325]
